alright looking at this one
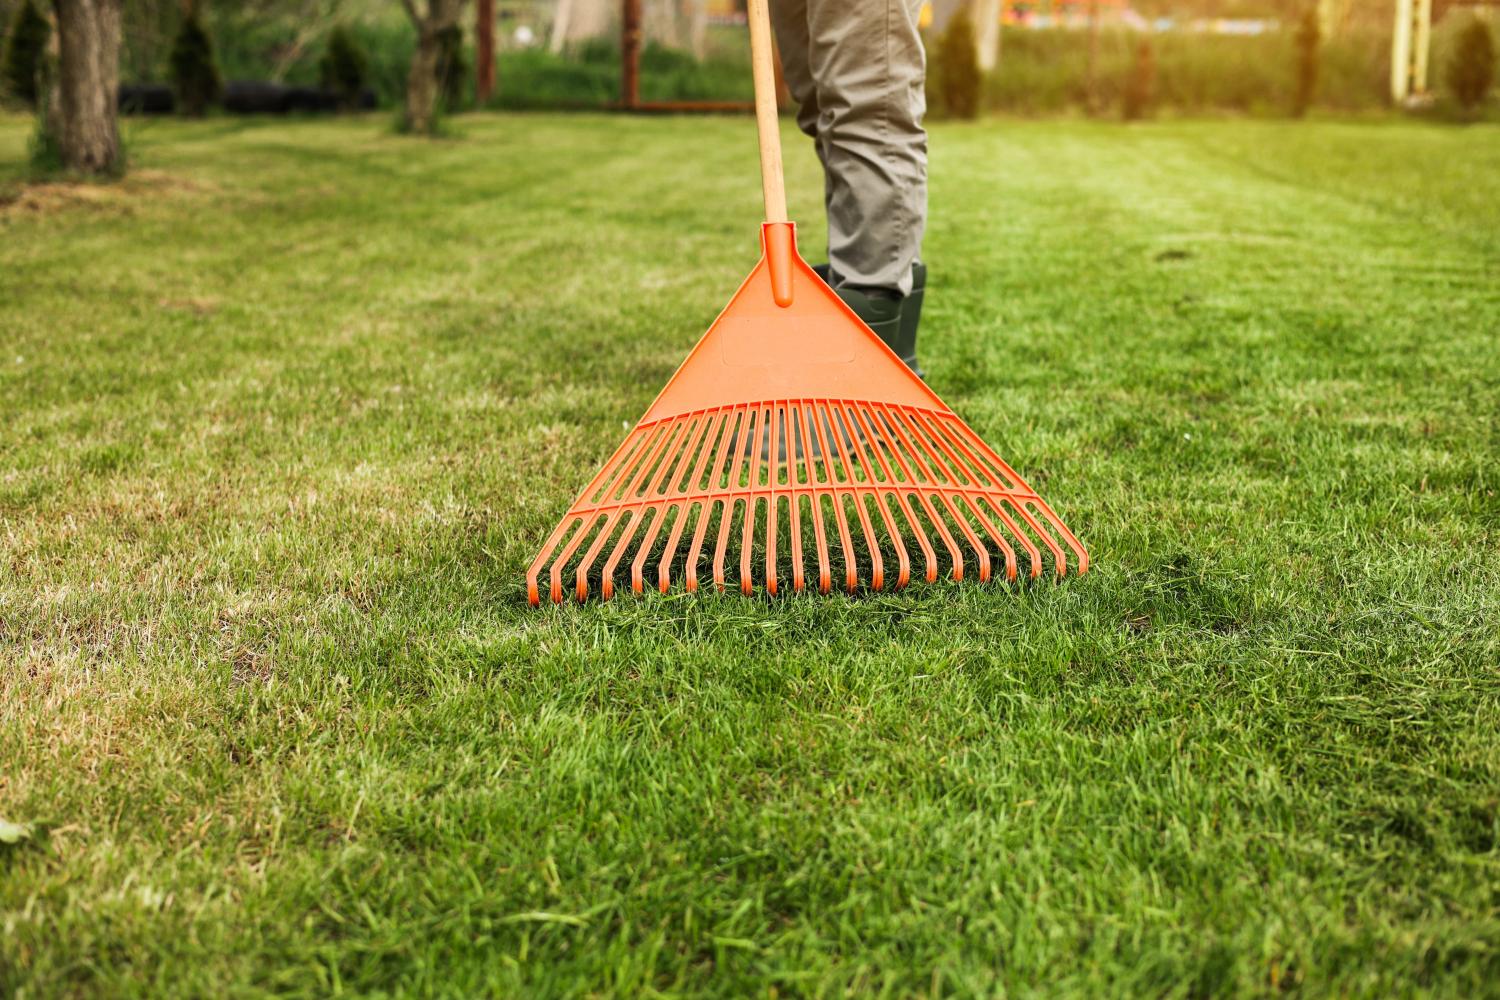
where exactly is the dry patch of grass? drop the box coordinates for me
[0,169,215,217]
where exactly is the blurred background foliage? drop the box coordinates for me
[0,0,1493,117]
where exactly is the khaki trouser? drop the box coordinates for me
[770,0,928,295]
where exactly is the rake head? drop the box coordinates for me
[526,224,1087,605]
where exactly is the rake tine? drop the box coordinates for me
[877,405,965,579]
[923,416,1036,578]
[784,406,805,592]
[659,414,722,591]
[583,426,654,508]
[681,413,739,591]
[713,407,753,590]
[529,515,582,605]
[574,510,622,601]
[684,499,717,592]
[528,415,660,604]
[544,516,593,604]
[641,414,714,592]
[829,401,883,590]
[686,410,742,592]
[947,416,1028,493]
[1027,493,1090,573]
[1006,497,1071,578]
[901,411,991,581]
[958,494,1018,581]
[601,424,666,505]
[613,417,682,506]
[926,413,1003,490]
[868,403,939,582]
[909,410,987,489]
[631,502,674,595]
[847,406,911,588]
[796,402,831,593]
[788,492,804,592]
[653,412,708,499]
[764,403,781,596]
[809,402,858,591]
[939,492,990,582]
[600,508,645,599]
[918,415,1047,576]
[657,501,694,592]
[739,405,765,595]
[593,419,691,598]
[978,495,1043,579]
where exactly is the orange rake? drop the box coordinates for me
[525,0,1087,606]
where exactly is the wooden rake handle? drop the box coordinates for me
[747,0,788,224]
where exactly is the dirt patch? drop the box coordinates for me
[158,296,220,316]
[0,170,216,218]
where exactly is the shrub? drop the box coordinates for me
[319,24,369,109]
[169,5,221,116]
[436,22,467,111]
[1,0,49,108]
[1122,37,1154,120]
[1293,4,1320,116]
[1447,17,1495,111]
[936,7,981,119]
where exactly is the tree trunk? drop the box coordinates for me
[973,0,1000,73]
[405,23,442,133]
[690,0,708,61]
[50,0,123,176]
[549,0,573,55]
[622,0,641,109]
[476,0,495,104]
[1084,0,1100,115]
[403,0,462,135]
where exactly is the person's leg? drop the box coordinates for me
[805,0,927,296]
[768,0,835,222]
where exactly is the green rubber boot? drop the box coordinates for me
[895,261,925,380]
[833,285,903,360]
[811,262,924,378]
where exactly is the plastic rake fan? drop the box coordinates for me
[524,0,1087,605]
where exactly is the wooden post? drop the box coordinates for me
[1391,0,1413,102]
[1085,0,1100,114]
[622,0,642,109]
[974,0,1001,73]
[1412,0,1432,97]
[476,0,495,104]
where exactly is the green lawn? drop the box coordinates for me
[2,112,1498,997]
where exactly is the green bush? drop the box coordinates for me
[319,24,369,108]
[936,8,981,119]
[319,25,369,107]
[204,15,412,109]
[1447,17,1495,111]
[1122,38,1154,120]
[1294,4,1320,116]
[169,6,221,116]
[484,39,752,109]
[1,0,48,108]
